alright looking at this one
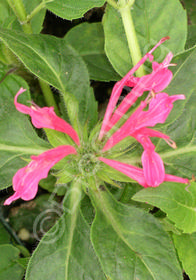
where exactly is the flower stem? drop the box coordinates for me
[118,0,145,77]
[6,0,60,114]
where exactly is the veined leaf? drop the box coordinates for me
[90,188,183,280]
[133,182,196,233]
[65,22,120,81]
[25,181,106,280]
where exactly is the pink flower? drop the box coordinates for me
[4,89,79,205]
[4,146,77,205]
[99,38,189,188]
[15,88,80,145]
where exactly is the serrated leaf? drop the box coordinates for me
[173,232,196,280]
[46,0,105,20]
[0,74,50,189]
[103,0,187,76]
[90,188,183,280]
[25,181,106,280]
[133,182,196,233]
[65,22,120,81]
[0,244,24,280]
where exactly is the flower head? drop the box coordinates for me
[4,38,189,206]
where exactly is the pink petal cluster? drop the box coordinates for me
[4,90,79,205]
[99,37,189,187]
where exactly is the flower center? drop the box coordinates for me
[78,153,100,177]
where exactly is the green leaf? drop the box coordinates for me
[156,90,196,179]
[79,87,98,130]
[25,181,106,280]
[0,28,97,127]
[133,182,196,234]
[65,22,120,81]
[0,244,24,280]
[165,46,196,125]
[0,74,50,189]
[183,0,196,25]
[46,0,105,20]
[90,188,183,280]
[173,232,196,280]
[185,25,196,49]
[103,0,187,76]
[0,222,10,244]
[0,0,14,28]
[0,29,88,99]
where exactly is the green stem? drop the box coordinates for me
[6,0,59,113]
[24,0,53,24]
[6,0,32,34]
[0,208,23,247]
[106,0,119,9]
[39,79,60,115]
[118,0,145,77]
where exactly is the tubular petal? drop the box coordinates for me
[99,157,147,187]
[15,88,80,145]
[103,101,147,151]
[142,150,165,187]
[4,145,77,205]
[134,93,186,129]
[164,174,189,184]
